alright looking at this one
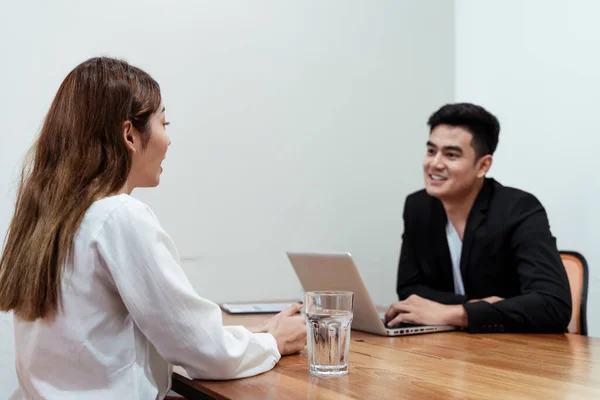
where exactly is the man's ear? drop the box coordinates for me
[122,121,137,153]
[476,154,493,178]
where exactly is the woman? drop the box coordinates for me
[0,57,306,399]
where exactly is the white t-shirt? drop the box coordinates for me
[11,194,280,400]
[446,220,465,295]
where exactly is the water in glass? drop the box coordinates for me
[306,309,353,376]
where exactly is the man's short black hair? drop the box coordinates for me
[427,103,500,158]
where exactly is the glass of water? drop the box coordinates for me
[304,291,354,376]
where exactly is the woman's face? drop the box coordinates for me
[126,105,171,189]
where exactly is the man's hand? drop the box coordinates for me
[384,295,468,328]
[467,296,504,304]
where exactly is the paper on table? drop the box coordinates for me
[220,303,294,314]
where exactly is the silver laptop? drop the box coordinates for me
[287,251,457,337]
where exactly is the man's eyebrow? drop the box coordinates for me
[427,141,463,153]
[443,145,463,153]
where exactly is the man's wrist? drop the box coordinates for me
[445,305,468,327]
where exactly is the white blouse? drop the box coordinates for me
[10,194,280,399]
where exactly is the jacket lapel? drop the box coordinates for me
[460,178,494,281]
[429,199,454,291]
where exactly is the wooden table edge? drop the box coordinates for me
[172,372,227,400]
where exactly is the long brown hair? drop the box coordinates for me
[0,57,162,321]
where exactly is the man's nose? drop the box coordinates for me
[432,153,444,169]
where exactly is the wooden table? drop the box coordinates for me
[172,312,600,399]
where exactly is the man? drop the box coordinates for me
[384,103,572,333]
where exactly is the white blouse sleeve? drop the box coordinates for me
[93,198,280,380]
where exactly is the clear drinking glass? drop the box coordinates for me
[304,291,354,376]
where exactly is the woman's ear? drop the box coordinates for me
[122,121,137,153]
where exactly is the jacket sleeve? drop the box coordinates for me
[396,196,467,305]
[95,199,280,379]
[463,195,572,333]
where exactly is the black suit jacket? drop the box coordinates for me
[396,178,572,333]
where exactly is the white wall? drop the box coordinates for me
[0,0,455,396]
[456,0,600,335]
